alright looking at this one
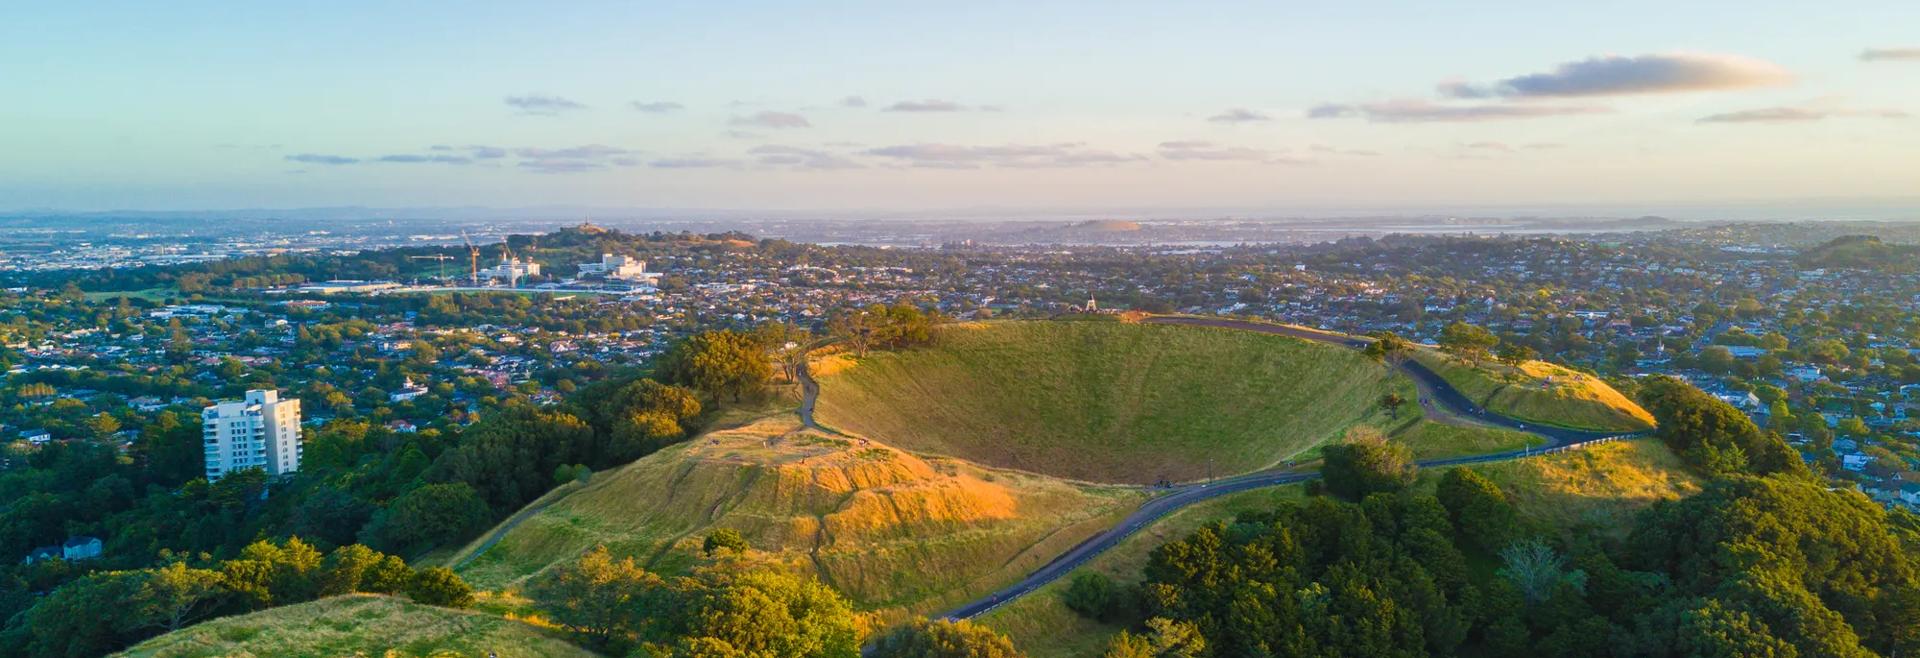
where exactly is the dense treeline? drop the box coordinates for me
[0,537,470,657]
[1065,379,1920,658]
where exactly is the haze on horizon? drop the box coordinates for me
[3,1,1918,217]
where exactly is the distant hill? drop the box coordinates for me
[115,594,598,658]
[813,320,1414,483]
[1797,235,1920,272]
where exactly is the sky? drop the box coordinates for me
[3,1,1919,216]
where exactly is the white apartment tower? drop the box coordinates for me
[202,389,302,481]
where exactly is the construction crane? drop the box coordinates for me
[461,232,481,287]
[408,254,454,282]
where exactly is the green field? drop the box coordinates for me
[451,414,1145,618]
[1411,348,1656,433]
[1395,419,1544,460]
[813,321,1415,483]
[115,594,598,658]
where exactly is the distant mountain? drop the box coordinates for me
[1797,235,1920,272]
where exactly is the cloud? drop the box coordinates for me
[864,143,1143,169]
[284,153,359,165]
[512,145,633,159]
[1156,140,1282,162]
[512,144,639,174]
[630,101,684,113]
[648,157,742,169]
[1207,108,1272,123]
[1698,105,1908,123]
[884,99,969,112]
[1861,48,1920,62]
[1524,142,1566,150]
[1439,53,1792,99]
[748,145,864,170]
[504,94,588,115]
[840,96,869,108]
[1309,99,1607,122]
[1310,144,1381,156]
[730,111,811,129]
[375,154,474,164]
[428,144,507,159]
[1463,141,1513,152]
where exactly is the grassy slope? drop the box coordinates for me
[814,321,1414,483]
[1411,348,1656,433]
[1422,438,1700,534]
[1395,419,1544,460]
[115,594,598,658]
[453,414,1144,618]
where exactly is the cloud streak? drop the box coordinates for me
[1156,140,1290,163]
[1308,99,1607,123]
[730,111,811,128]
[1207,108,1272,123]
[884,99,969,112]
[864,143,1142,169]
[284,153,359,165]
[1440,53,1792,98]
[1698,105,1907,123]
[504,94,588,115]
[749,145,864,170]
[630,101,684,113]
[1861,48,1920,62]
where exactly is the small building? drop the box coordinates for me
[389,377,429,403]
[62,536,102,561]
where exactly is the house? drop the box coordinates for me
[63,536,102,561]
[1787,364,1823,382]
[1843,453,1872,472]
[21,430,51,446]
[388,377,429,403]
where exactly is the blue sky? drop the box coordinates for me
[4,1,1918,214]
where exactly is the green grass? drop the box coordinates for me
[976,486,1309,658]
[115,594,599,658]
[1394,419,1544,460]
[453,414,1145,617]
[1411,349,1655,433]
[814,320,1416,483]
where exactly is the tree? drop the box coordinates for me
[1638,376,1806,477]
[1436,468,1518,554]
[644,568,860,658]
[527,546,662,650]
[1363,332,1411,363]
[1439,322,1499,362]
[830,306,889,358]
[1062,572,1130,623]
[406,567,473,608]
[134,562,226,632]
[661,330,773,402]
[1104,618,1205,658]
[360,482,492,555]
[1496,343,1538,368]
[871,619,1024,658]
[1320,427,1416,500]
[703,528,749,555]
[1497,539,1586,604]
[1379,392,1406,419]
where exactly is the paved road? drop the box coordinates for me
[938,316,1638,621]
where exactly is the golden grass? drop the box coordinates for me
[115,594,599,658]
[455,414,1145,617]
[1412,348,1655,433]
[976,486,1308,658]
[1419,439,1699,534]
[814,321,1415,483]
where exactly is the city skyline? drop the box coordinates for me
[5,1,1919,215]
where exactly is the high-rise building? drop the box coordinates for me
[202,389,302,481]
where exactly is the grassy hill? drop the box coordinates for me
[813,320,1414,483]
[1411,348,1655,433]
[115,594,598,658]
[451,414,1144,617]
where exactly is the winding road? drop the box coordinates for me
[797,316,1640,623]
